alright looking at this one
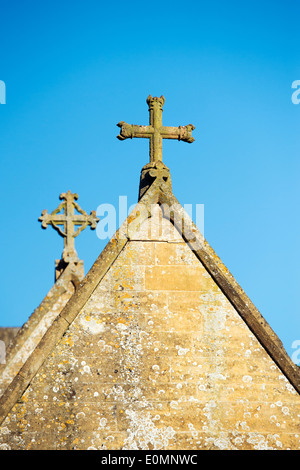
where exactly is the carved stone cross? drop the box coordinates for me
[39,191,99,263]
[117,95,195,163]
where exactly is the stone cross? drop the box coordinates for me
[39,191,99,263]
[117,95,195,163]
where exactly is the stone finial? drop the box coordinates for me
[39,191,99,265]
[117,95,195,164]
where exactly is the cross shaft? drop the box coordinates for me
[39,191,99,263]
[117,95,195,163]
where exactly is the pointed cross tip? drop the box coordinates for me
[59,191,78,201]
[146,95,165,105]
[39,211,49,229]
[116,122,127,139]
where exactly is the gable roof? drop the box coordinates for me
[0,175,299,426]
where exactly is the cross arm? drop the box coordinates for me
[39,210,67,238]
[73,211,99,237]
[39,211,98,238]
[161,124,195,143]
[117,121,195,143]
[117,122,154,140]
[39,210,59,229]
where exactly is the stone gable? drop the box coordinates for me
[1,206,299,450]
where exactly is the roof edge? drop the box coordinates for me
[158,184,300,394]
[4,262,82,365]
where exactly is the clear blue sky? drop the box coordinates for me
[0,1,299,361]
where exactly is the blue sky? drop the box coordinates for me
[0,0,299,360]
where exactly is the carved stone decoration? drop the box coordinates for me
[39,191,99,264]
[117,95,195,164]
[138,160,172,200]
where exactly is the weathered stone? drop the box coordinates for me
[0,328,19,351]
[0,263,81,398]
[117,95,195,164]
[0,204,299,450]
[39,190,99,264]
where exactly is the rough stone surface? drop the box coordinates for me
[117,95,195,164]
[0,329,20,373]
[0,262,83,398]
[39,191,99,264]
[0,206,299,450]
[0,329,20,350]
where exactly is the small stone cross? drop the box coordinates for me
[39,191,99,263]
[117,95,195,163]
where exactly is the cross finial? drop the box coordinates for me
[39,191,99,264]
[117,95,195,163]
